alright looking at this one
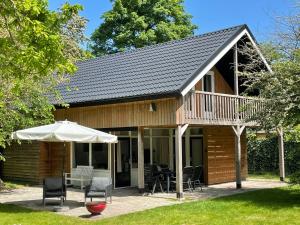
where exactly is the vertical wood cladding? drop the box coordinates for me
[54,98,177,128]
[194,67,234,94]
[204,126,247,184]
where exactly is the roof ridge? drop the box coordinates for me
[78,24,247,64]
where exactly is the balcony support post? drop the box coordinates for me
[232,124,245,189]
[175,125,184,199]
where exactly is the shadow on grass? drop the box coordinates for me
[0,199,84,213]
[214,186,300,209]
[0,203,35,213]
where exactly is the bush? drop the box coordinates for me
[289,172,300,185]
[248,135,300,175]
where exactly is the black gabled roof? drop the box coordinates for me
[55,24,249,106]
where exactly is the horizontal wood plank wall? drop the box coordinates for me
[3,142,40,183]
[204,126,247,184]
[55,98,177,128]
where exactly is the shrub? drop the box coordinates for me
[289,171,300,185]
[248,135,300,175]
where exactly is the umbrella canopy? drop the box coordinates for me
[11,120,118,143]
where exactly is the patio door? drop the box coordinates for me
[202,72,215,118]
[115,138,131,188]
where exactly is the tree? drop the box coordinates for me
[0,0,87,159]
[90,0,197,55]
[238,6,300,131]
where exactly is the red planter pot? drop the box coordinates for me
[86,201,106,215]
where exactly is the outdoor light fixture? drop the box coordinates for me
[149,102,157,112]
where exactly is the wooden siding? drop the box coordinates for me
[195,67,233,94]
[39,142,71,180]
[55,98,177,128]
[3,142,40,183]
[3,142,70,183]
[203,126,247,185]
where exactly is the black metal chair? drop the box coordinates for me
[191,165,203,191]
[144,164,164,194]
[85,177,112,204]
[183,166,194,192]
[43,177,66,206]
[170,166,194,192]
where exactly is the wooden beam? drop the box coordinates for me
[169,129,174,170]
[108,143,112,171]
[150,129,153,165]
[234,43,239,96]
[138,127,145,191]
[88,143,92,166]
[185,129,190,167]
[180,124,189,136]
[175,125,183,199]
[277,127,285,181]
[232,125,242,189]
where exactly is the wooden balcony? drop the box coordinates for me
[183,91,263,126]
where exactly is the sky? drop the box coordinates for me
[49,0,296,45]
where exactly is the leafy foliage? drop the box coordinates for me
[247,134,300,175]
[90,0,197,55]
[0,0,87,151]
[238,8,300,131]
[289,171,300,185]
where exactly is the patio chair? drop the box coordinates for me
[191,165,203,191]
[144,164,164,194]
[182,166,194,192]
[85,177,112,205]
[43,177,66,206]
[171,166,194,192]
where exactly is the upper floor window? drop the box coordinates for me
[202,72,215,93]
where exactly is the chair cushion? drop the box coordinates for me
[45,191,64,197]
[86,191,106,197]
[44,177,63,191]
[90,177,111,191]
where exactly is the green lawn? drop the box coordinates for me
[248,172,280,181]
[0,186,299,225]
[248,172,291,182]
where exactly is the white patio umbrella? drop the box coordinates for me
[11,120,118,143]
[11,120,118,208]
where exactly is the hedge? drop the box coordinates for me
[248,136,300,175]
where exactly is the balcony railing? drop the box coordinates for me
[183,91,263,125]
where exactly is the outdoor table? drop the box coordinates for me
[161,170,175,193]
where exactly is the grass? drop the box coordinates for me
[248,172,280,181]
[248,172,290,182]
[0,186,299,225]
[0,180,29,191]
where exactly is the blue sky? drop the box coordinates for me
[49,0,295,44]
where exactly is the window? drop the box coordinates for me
[92,143,108,169]
[202,72,214,93]
[74,143,89,167]
[190,128,203,135]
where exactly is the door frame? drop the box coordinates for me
[114,137,132,189]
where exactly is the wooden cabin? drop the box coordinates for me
[3,25,271,198]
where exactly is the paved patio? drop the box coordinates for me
[0,180,287,220]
